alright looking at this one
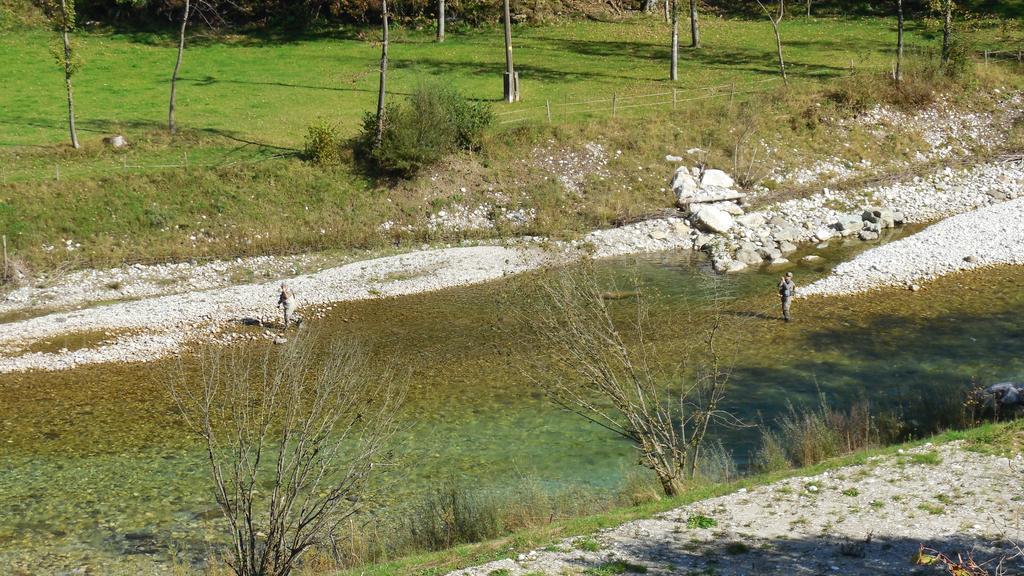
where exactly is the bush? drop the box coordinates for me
[355,84,492,177]
[303,121,345,165]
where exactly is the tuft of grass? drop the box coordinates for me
[685,515,717,529]
[917,502,946,516]
[910,451,942,465]
[841,488,860,497]
[724,542,750,555]
[574,536,602,552]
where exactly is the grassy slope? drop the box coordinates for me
[1,14,1022,272]
[332,419,1024,576]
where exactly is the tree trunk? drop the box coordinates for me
[689,0,699,48]
[59,0,79,149]
[437,0,445,42]
[658,473,685,497]
[806,0,811,17]
[502,0,519,102]
[641,0,656,12]
[169,0,189,133]
[895,0,904,84]
[374,0,389,147]
[941,0,952,65]
[771,18,787,85]
[670,0,679,80]
[663,0,669,23]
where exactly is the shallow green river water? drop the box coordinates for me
[2,232,1023,574]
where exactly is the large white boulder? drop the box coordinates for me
[691,205,735,233]
[700,169,735,189]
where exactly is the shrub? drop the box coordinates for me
[303,121,345,165]
[355,84,492,177]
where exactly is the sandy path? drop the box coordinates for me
[450,442,1023,576]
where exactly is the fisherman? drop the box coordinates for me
[778,272,795,322]
[278,282,296,329]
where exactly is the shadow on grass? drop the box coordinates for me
[563,532,1022,575]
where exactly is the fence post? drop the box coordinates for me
[184,152,189,172]
[123,156,128,172]
[2,235,7,282]
[612,93,617,117]
[985,50,989,66]
[1018,48,1022,63]
[546,99,552,124]
[672,88,677,109]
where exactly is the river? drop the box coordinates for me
[1,229,1023,573]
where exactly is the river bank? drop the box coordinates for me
[2,153,1024,373]
[447,439,1024,576]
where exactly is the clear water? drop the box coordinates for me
[2,232,1023,574]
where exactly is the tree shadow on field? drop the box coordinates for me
[178,74,397,96]
[558,532,1024,575]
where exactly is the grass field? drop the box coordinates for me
[1,12,1023,273]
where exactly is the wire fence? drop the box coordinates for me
[4,44,1022,185]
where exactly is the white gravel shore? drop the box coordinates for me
[447,442,1023,576]
[0,246,550,373]
[802,196,1024,296]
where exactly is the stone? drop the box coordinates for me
[678,188,747,206]
[102,134,128,148]
[700,168,735,189]
[665,154,683,162]
[712,257,733,272]
[777,241,798,254]
[769,258,792,267]
[693,233,715,249]
[735,248,764,266]
[712,201,745,216]
[725,260,749,273]
[649,229,668,240]
[758,247,783,260]
[862,207,895,228]
[691,205,734,233]
[858,230,880,241]
[736,213,766,229]
[815,227,834,242]
[892,211,906,225]
[800,255,824,264]
[773,226,801,242]
[671,168,699,205]
[672,222,692,236]
[834,213,864,233]
[863,221,882,233]
[964,255,979,263]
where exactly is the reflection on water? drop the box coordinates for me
[1,232,1023,572]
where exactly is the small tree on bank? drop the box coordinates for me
[521,266,741,496]
[374,0,389,147]
[670,0,679,80]
[169,336,404,576]
[168,0,221,133]
[757,0,788,85]
[45,0,80,148]
[895,0,904,84]
[437,0,445,42]
[689,0,700,48]
[502,0,519,102]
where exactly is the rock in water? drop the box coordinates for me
[691,205,735,233]
[862,207,896,228]
[735,248,764,266]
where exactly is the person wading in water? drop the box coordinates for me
[278,282,297,329]
[778,271,796,322]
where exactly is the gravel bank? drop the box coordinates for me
[0,246,550,373]
[802,196,1024,296]
[449,442,1023,576]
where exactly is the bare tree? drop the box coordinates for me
[757,0,788,85]
[46,0,80,148]
[374,0,389,147]
[168,335,404,576]
[437,0,445,42]
[895,0,904,84]
[502,0,519,102]
[168,0,190,132]
[641,0,657,12]
[689,0,699,48]
[805,0,811,17]
[521,265,741,496]
[670,0,679,81]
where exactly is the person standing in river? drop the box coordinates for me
[778,272,796,322]
[278,282,297,329]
